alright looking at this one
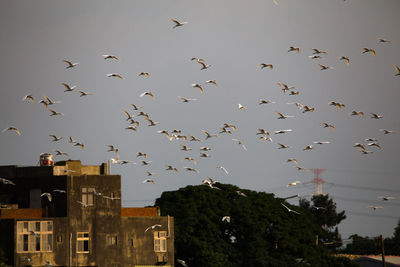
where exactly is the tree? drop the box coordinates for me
[299,194,346,250]
[0,249,11,267]
[155,183,357,267]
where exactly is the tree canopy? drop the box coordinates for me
[155,183,357,267]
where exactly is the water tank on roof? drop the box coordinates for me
[40,153,54,166]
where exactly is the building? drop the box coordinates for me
[0,159,174,267]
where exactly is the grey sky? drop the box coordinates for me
[1,0,400,238]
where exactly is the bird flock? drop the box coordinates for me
[1,1,400,249]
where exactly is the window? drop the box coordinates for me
[17,221,53,253]
[128,238,134,247]
[57,235,63,243]
[154,231,167,252]
[107,236,118,246]
[77,232,89,253]
[81,187,94,206]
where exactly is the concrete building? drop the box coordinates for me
[0,159,174,267]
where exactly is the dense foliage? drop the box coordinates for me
[155,183,357,267]
[342,220,400,255]
[299,194,346,250]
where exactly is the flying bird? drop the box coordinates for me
[138,72,150,78]
[137,151,147,158]
[367,206,383,210]
[287,158,299,164]
[277,143,290,149]
[41,192,52,202]
[259,136,273,142]
[393,64,400,76]
[183,157,197,165]
[378,38,391,44]
[143,179,155,184]
[275,111,294,119]
[63,60,79,69]
[281,203,301,214]
[61,82,76,92]
[288,46,300,53]
[286,181,301,187]
[145,224,162,232]
[139,91,155,99]
[22,94,35,103]
[311,48,328,55]
[0,178,16,185]
[362,48,376,56]
[166,165,178,172]
[171,18,188,28]
[236,191,247,197]
[201,130,217,139]
[48,109,63,116]
[318,64,334,70]
[378,196,395,201]
[177,259,188,267]
[232,139,247,150]
[313,141,330,145]
[350,111,364,117]
[216,166,229,175]
[222,216,231,223]
[339,56,350,66]
[259,63,273,69]
[274,129,292,134]
[191,83,203,94]
[238,103,247,110]
[54,150,69,157]
[178,96,198,103]
[379,129,396,134]
[2,126,21,135]
[107,73,124,79]
[102,54,119,60]
[184,167,199,173]
[259,99,275,105]
[43,96,61,105]
[257,129,270,136]
[49,135,63,142]
[205,80,217,86]
[78,91,94,97]
[370,113,383,119]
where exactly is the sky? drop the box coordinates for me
[1,0,400,239]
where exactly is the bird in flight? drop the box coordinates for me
[276,82,294,93]
[216,166,229,175]
[339,56,350,66]
[303,145,313,151]
[232,139,247,151]
[63,60,79,69]
[393,64,400,76]
[201,130,217,139]
[329,101,345,110]
[77,201,89,208]
[313,141,330,145]
[311,48,328,55]
[259,63,273,69]
[138,72,150,78]
[379,129,396,135]
[281,203,300,214]
[286,181,301,187]
[166,165,178,172]
[288,46,300,53]
[322,122,335,130]
[205,80,217,86]
[367,206,383,210]
[362,48,376,56]
[79,91,94,97]
[184,167,199,173]
[139,91,155,99]
[0,178,16,185]
[183,157,197,165]
[177,259,188,267]
[236,190,247,197]
[49,109,64,116]
[222,216,231,223]
[378,38,391,44]
[349,111,364,117]
[107,73,124,79]
[257,129,270,136]
[277,143,290,149]
[49,135,63,142]
[171,18,188,28]
[276,111,294,119]
[61,82,76,92]
[286,158,299,164]
[318,64,334,70]
[178,96,198,103]
[259,99,275,105]
[2,126,21,135]
[40,192,52,202]
[22,94,35,103]
[145,224,162,232]
[102,54,119,60]
[367,142,381,150]
[370,113,383,119]
[143,179,155,184]
[191,83,203,94]
[274,129,292,134]
[378,196,395,201]
[54,150,69,157]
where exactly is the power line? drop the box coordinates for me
[330,182,400,194]
[332,195,400,207]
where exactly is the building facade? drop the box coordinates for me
[0,160,174,267]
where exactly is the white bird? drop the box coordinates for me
[313,141,330,145]
[43,96,61,105]
[379,129,396,134]
[29,230,39,236]
[191,83,203,94]
[365,137,378,142]
[276,82,295,93]
[69,136,76,143]
[393,64,400,76]
[370,113,383,119]
[53,189,66,193]
[78,91,94,97]
[349,111,364,117]
[286,181,301,187]
[0,178,16,185]
[63,60,79,69]
[311,48,328,55]
[362,48,376,56]
[222,216,231,223]
[141,160,152,166]
[378,196,395,201]
[102,195,121,201]
[178,96,198,103]
[288,46,300,53]
[49,135,63,142]
[143,179,155,184]
[22,94,35,103]
[238,104,247,110]
[236,191,247,197]
[232,139,247,151]
[256,129,270,136]
[48,109,64,116]
[286,158,299,164]
[61,82,76,92]
[322,123,335,130]
[318,64,334,70]
[281,203,301,215]
[205,80,217,86]
[166,165,178,172]
[339,56,350,66]
[378,38,391,44]
[77,201,89,208]
[102,54,119,60]
[171,18,188,28]
[74,142,84,150]
[274,129,292,134]
[138,72,150,78]
[216,166,229,175]
[139,91,155,99]
[183,157,197,165]
[200,152,211,158]
[54,150,69,157]
[184,167,199,173]
[2,126,21,135]
[201,130,217,139]
[119,160,136,165]
[189,135,201,142]
[259,136,273,142]
[277,143,290,149]
[275,111,294,119]
[177,259,188,267]
[368,206,383,210]
[41,192,52,202]
[259,63,273,69]
[367,142,381,150]
[259,99,275,105]
[107,73,124,79]
[293,166,308,171]
[181,145,192,151]
[198,61,211,70]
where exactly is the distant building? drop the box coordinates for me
[0,159,174,267]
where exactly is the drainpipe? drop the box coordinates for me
[69,233,72,267]
[167,215,170,238]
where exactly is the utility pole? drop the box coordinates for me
[381,235,386,267]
